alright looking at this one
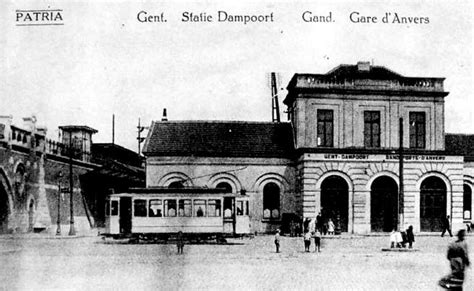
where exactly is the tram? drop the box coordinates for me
[103,187,251,241]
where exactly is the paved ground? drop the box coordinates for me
[0,233,472,290]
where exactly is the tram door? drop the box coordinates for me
[119,197,132,234]
[235,198,250,234]
[223,197,235,234]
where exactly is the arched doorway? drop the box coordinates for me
[464,184,472,220]
[420,176,447,232]
[321,175,349,232]
[0,180,9,234]
[370,176,398,232]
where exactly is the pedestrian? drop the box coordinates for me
[304,231,311,252]
[328,218,335,235]
[406,225,415,249]
[177,231,184,254]
[303,218,311,233]
[390,229,403,248]
[316,212,323,235]
[313,230,321,252]
[274,229,281,253]
[309,218,316,234]
[439,229,470,290]
[441,215,453,237]
[289,220,295,237]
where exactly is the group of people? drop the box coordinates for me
[274,228,321,253]
[389,225,415,249]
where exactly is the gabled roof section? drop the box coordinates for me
[142,121,295,158]
[445,134,474,162]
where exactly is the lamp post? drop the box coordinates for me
[398,118,404,231]
[68,132,76,236]
[56,171,63,235]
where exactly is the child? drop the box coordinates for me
[390,229,403,248]
[304,231,311,252]
[274,229,281,253]
[328,218,335,235]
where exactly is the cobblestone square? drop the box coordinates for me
[1,234,472,290]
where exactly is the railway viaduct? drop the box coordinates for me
[0,116,144,235]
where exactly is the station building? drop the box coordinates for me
[142,62,473,234]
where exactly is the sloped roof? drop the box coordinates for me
[92,143,144,168]
[445,134,474,161]
[142,121,295,158]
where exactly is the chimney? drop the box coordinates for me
[22,116,36,132]
[36,126,47,136]
[357,61,371,72]
[162,108,168,121]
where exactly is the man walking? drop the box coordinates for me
[439,229,470,290]
[441,215,453,237]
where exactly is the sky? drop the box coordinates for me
[1,0,472,152]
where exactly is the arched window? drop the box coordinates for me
[168,181,184,189]
[464,184,472,220]
[263,182,280,219]
[216,182,232,193]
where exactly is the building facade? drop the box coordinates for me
[285,62,463,234]
[142,62,472,234]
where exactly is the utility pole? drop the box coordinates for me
[271,72,281,123]
[56,171,63,235]
[68,131,76,236]
[137,118,146,156]
[398,118,404,231]
[112,114,115,145]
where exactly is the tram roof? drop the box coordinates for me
[110,187,232,196]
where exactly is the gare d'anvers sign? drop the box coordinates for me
[322,154,446,161]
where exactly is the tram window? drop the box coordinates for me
[194,200,207,217]
[164,199,177,217]
[208,200,221,217]
[149,200,163,217]
[236,201,243,216]
[111,201,119,216]
[105,200,110,216]
[134,199,147,217]
[223,198,233,218]
[179,199,192,217]
[236,201,248,216]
